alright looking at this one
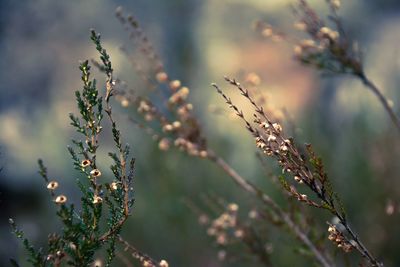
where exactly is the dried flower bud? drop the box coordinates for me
[172,121,181,129]
[93,195,103,204]
[320,27,331,35]
[234,229,244,238]
[248,210,259,219]
[169,80,181,91]
[199,150,208,158]
[121,98,129,107]
[110,182,118,191]
[218,250,226,261]
[158,138,170,151]
[272,123,282,133]
[331,0,340,9]
[267,135,277,142]
[228,203,239,212]
[156,72,168,83]
[294,22,307,31]
[159,260,169,267]
[301,39,316,47]
[55,195,67,204]
[81,159,91,168]
[245,72,261,86]
[294,176,303,184]
[294,45,303,56]
[162,124,174,132]
[90,169,102,177]
[93,259,103,267]
[216,234,227,245]
[262,28,273,37]
[47,181,59,190]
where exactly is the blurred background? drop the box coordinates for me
[1,0,400,266]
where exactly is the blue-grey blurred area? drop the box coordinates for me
[1,0,400,266]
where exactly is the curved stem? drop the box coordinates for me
[358,73,400,133]
[207,151,334,267]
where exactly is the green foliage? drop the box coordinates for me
[10,30,134,267]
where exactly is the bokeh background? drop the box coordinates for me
[1,0,400,266]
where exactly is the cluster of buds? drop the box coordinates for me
[168,86,189,104]
[142,259,168,267]
[174,137,207,157]
[328,224,353,252]
[115,7,208,163]
[254,22,284,42]
[255,121,291,157]
[206,203,244,246]
[46,180,68,205]
[137,100,160,122]
[162,121,181,132]
[255,0,362,75]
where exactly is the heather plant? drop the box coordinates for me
[106,3,388,267]
[9,30,167,267]
[7,1,397,267]
[254,0,400,133]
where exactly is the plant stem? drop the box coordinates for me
[358,73,400,133]
[335,213,384,267]
[118,236,160,266]
[207,151,334,267]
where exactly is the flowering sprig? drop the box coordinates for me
[213,76,383,267]
[10,30,135,267]
[255,0,400,134]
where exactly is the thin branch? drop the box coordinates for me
[118,236,160,267]
[358,73,400,134]
[207,151,334,267]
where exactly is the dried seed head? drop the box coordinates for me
[156,72,168,83]
[159,260,169,267]
[93,195,103,204]
[55,195,67,204]
[47,181,59,190]
[81,159,91,168]
[90,169,102,177]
